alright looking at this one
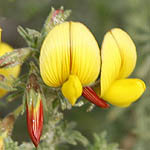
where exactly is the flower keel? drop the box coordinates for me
[102,79,146,107]
[83,87,109,108]
[62,75,82,105]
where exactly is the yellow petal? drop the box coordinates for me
[102,78,146,107]
[61,75,82,105]
[70,22,100,85]
[40,22,100,87]
[0,42,13,56]
[110,28,137,78]
[100,31,121,97]
[40,22,70,87]
[0,43,20,78]
[0,42,20,98]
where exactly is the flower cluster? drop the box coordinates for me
[40,21,146,108]
[0,8,147,149]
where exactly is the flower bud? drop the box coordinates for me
[42,7,71,35]
[51,9,64,22]
[26,73,43,148]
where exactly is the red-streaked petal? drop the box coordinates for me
[82,87,109,108]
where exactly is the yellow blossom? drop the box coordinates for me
[0,28,20,98]
[40,22,100,105]
[40,22,146,107]
[97,28,146,107]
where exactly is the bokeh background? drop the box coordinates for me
[0,0,150,150]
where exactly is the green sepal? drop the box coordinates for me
[40,90,48,111]
[26,88,39,108]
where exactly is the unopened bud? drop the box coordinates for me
[51,9,64,23]
[43,7,71,35]
[26,73,43,148]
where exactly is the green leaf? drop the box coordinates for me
[64,130,89,147]
[4,137,34,150]
[21,92,26,115]
[87,132,120,150]
[4,137,18,150]
[0,48,32,69]
[17,26,41,48]
[6,90,23,102]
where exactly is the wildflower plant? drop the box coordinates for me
[0,6,146,150]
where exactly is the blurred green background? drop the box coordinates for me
[0,0,150,150]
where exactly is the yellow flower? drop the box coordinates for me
[0,28,20,98]
[40,22,100,105]
[97,28,146,107]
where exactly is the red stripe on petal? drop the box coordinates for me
[82,87,109,108]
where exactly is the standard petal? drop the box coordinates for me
[102,78,146,107]
[40,22,70,87]
[70,22,100,85]
[110,28,137,79]
[100,31,121,97]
